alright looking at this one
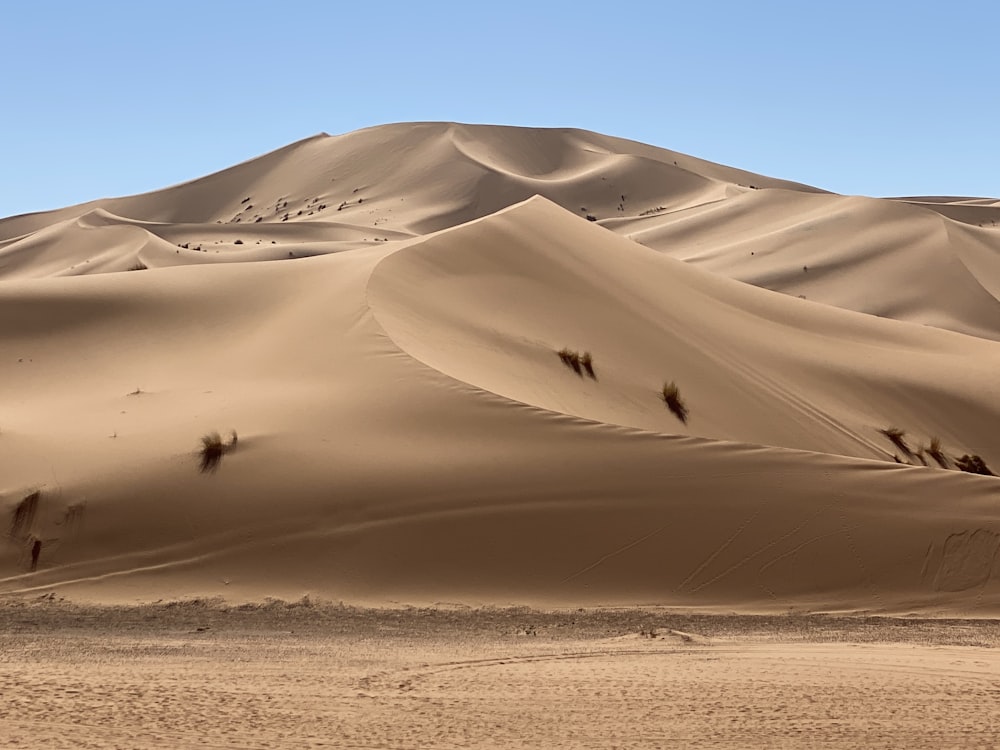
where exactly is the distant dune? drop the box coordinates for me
[2,123,999,614]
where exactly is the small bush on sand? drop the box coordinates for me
[557,349,598,380]
[878,427,912,457]
[926,436,948,468]
[558,348,582,376]
[199,433,224,472]
[126,262,147,271]
[199,430,238,473]
[660,381,688,424]
[955,454,994,476]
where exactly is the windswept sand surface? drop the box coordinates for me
[2,122,1000,616]
[2,600,1000,749]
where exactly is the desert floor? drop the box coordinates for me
[2,599,999,749]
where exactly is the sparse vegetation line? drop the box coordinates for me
[877,428,993,476]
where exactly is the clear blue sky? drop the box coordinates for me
[2,1,997,218]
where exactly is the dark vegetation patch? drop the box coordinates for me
[558,348,582,376]
[956,454,994,476]
[557,349,597,380]
[199,430,239,474]
[878,427,912,457]
[926,437,948,468]
[660,381,688,424]
[879,429,993,476]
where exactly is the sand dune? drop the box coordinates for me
[2,123,999,614]
[5,122,999,339]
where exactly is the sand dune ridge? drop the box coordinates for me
[2,123,999,614]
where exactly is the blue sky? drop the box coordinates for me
[2,1,997,218]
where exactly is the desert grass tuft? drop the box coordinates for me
[580,351,596,380]
[199,432,224,473]
[926,436,949,468]
[660,381,688,424]
[878,426,912,457]
[557,348,583,376]
[955,454,994,476]
[198,430,239,474]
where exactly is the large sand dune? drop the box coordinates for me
[2,123,999,614]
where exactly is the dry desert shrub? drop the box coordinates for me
[926,436,949,468]
[557,349,598,380]
[878,427,912,457]
[660,381,688,424]
[558,348,582,376]
[955,454,994,476]
[199,430,239,473]
[199,433,224,473]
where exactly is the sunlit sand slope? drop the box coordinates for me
[2,196,998,613]
[5,123,1000,337]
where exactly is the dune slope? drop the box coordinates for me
[5,122,1000,340]
[0,179,1000,615]
[0,123,1000,616]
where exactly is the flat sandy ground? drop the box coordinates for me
[2,600,999,749]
